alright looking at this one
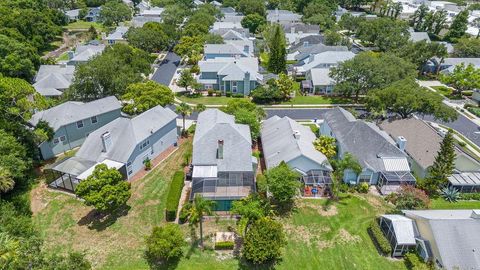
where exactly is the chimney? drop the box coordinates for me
[396,136,407,152]
[101,131,112,152]
[293,130,301,140]
[471,210,480,219]
[217,140,224,159]
[67,51,75,60]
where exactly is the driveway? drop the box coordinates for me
[151,52,181,86]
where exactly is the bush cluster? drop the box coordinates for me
[368,220,392,255]
[215,241,235,250]
[165,171,185,221]
[404,252,431,270]
[460,192,480,200]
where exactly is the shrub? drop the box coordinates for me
[458,141,466,147]
[243,217,286,264]
[467,106,480,117]
[233,93,245,98]
[165,171,185,221]
[207,89,214,96]
[215,90,222,97]
[225,91,232,97]
[178,202,192,224]
[144,158,152,170]
[404,252,431,270]
[441,187,460,202]
[386,185,430,210]
[215,241,234,250]
[369,220,392,255]
[358,182,369,193]
[145,224,186,266]
[460,192,480,200]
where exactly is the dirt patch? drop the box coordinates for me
[366,195,384,209]
[297,199,338,217]
[335,229,361,245]
[30,183,49,215]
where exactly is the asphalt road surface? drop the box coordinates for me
[151,52,180,86]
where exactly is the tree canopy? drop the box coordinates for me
[264,162,300,209]
[122,81,174,115]
[126,22,170,53]
[75,164,131,213]
[242,217,286,265]
[440,63,480,94]
[366,79,457,122]
[99,0,132,26]
[241,13,266,34]
[445,10,469,41]
[267,24,287,74]
[454,37,480,57]
[356,17,409,52]
[145,224,185,266]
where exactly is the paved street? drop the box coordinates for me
[151,52,180,86]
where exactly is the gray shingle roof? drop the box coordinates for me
[204,43,251,57]
[192,109,252,172]
[282,22,320,34]
[132,16,162,27]
[261,116,332,171]
[75,105,177,163]
[309,68,334,86]
[267,9,302,23]
[29,96,121,130]
[70,44,106,62]
[296,51,355,73]
[33,65,76,96]
[295,44,349,61]
[105,26,129,41]
[409,32,431,43]
[199,57,262,81]
[288,35,325,52]
[323,107,407,172]
[403,210,480,270]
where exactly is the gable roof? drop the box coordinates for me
[221,14,244,23]
[261,116,332,171]
[33,64,76,96]
[403,210,480,270]
[212,21,243,30]
[282,22,320,34]
[267,9,302,23]
[409,31,431,43]
[29,96,121,130]
[323,107,408,172]
[309,68,334,86]
[204,43,251,57]
[70,44,105,62]
[295,44,349,61]
[132,16,162,27]
[105,26,129,41]
[140,7,164,16]
[297,51,355,73]
[211,27,250,37]
[199,57,262,81]
[192,109,252,172]
[289,34,324,52]
[75,105,177,163]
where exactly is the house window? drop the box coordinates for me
[59,136,66,142]
[127,161,132,175]
[91,116,98,124]
[232,81,237,93]
[358,174,371,184]
[77,120,84,128]
[53,138,59,144]
[139,140,150,150]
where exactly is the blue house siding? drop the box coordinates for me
[39,109,122,160]
[125,119,178,179]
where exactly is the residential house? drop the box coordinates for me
[293,44,349,64]
[294,50,355,76]
[425,57,480,74]
[29,96,122,160]
[47,105,178,191]
[140,7,164,17]
[197,57,262,95]
[221,14,244,23]
[267,9,302,24]
[408,28,431,43]
[65,9,80,22]
[220,7,236,15]
[203,43,253,59]
[321,107,416,194]
[212,21,244,31]
[285,31,319,45]
[104,26,129,45]
[67,44,106,65]
[378,117,480,179]
[33,64,76,97]
[131,16,162,27]
[304,68,335,95]
[282,22,320,34]
[402,210,480,269]
[288,35,325,57]
[85,7,101,22]
[261,116,332,196]
[211,27,250,38]
[190,109,256,211]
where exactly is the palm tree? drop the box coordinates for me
[0,167,14,196]
[187,195,216,250]
[176,102,192,136]
[195,103,206,113]
[0,232,20,268]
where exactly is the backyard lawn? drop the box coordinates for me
[65,21,106,32]
[430,198,480,209]
[176,95,247,105]
[282,95,358,105]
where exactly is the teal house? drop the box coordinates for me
[190,109,257,211]
[197,57,262,96]
[29,96,122,160]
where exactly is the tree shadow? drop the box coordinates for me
[77,205,131,231]
[237,257,281,270]
[185,226,199,259]
[146,256,181,270]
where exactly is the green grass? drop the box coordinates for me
[177,95,248,105]
[56,52,69,61]
[282,95,358,105]
[431,86,463,100]
[430,198,480,209]
[66,21,105,32]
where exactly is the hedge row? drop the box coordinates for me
[368,220,392,255]
[215,241,234,250]
[460,192,480,200]
[165,171,185,221]
[404,252,431,270]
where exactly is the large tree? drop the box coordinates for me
[126,22,169,53]
[222,99,265,139]
[75,164,131,213]
[264,162,300,210]
[267,24,287,74]
[242,217,286,265]
[231,195,269,237]
[177,69,195,92]
[122,81,174,115]
[99,0,132,26]
[0,130,29,192]
[454,37,480,57]
[395,40,447,73]
[330,52,417,101]
[236,0,266,16]
[69,44,152,100]
[421,130,456,195]
[241,13,266,34]
[356,17,410,52]
[0,35,39,81]
[445,10,469,41]
[366,79,457,122]
[176,102,192,135]
[440,63,480,94]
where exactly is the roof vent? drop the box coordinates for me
[293,130,301,140]
[217,140,224,159]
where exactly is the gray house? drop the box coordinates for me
[203,43,253,60]
[190,109,256,211]
[267,9,302,24]
[33,64,76,97]
[294,50,355,76]
[262,116,332,196]
[197,57,262,95]
[304,68,335,95]
[104,26,129,45]
[321,108,415,194]
[29,96,122,160]
[48,105,178,191]
[67,44,106,65]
